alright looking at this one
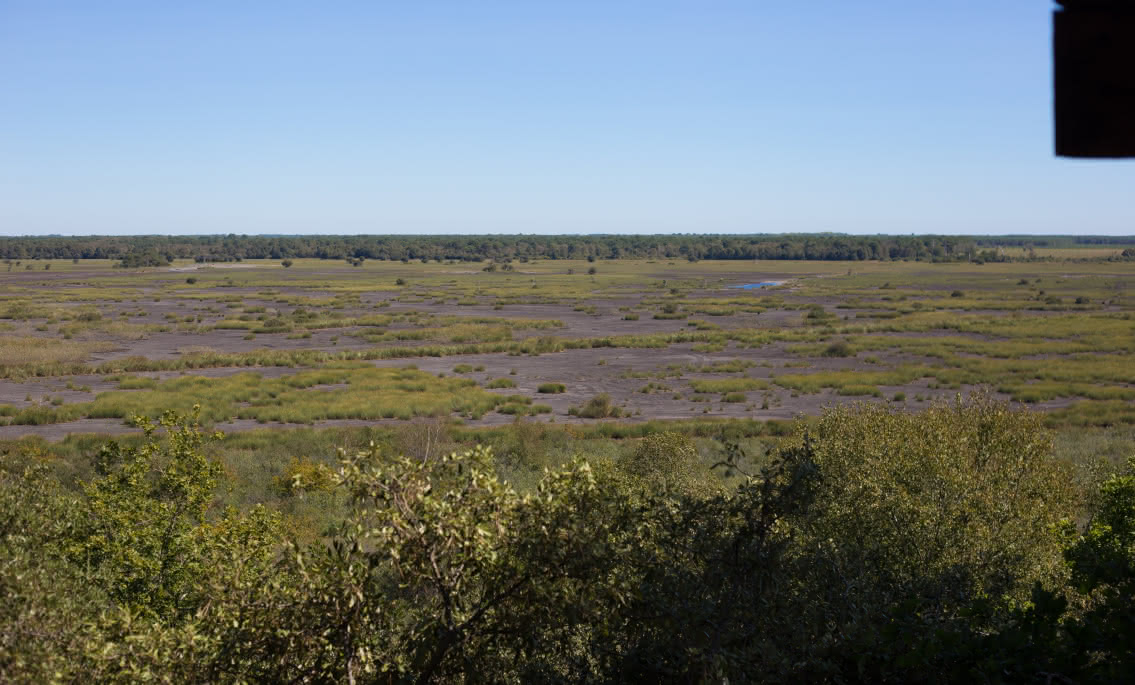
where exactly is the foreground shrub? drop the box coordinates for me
[3,397,1131,683]
[784,395,1081,678]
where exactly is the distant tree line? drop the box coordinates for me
[3,234,1131,266]
[974,235,1135,248]
[0,234,1045,264]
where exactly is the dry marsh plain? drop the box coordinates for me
[1,255,1132,444]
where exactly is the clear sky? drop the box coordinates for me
[0,1,1130,236]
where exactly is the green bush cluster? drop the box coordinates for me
[2,397,1134,682]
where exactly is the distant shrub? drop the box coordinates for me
[892,392,906,402]
[568,393,623,419]
[951,290,964,298]
[723,392,746,403]
[537,383,565,394]
[805,305,830,320]
[623,313,640,321]
[185,277,197,284]
[822,341,853,358]
[486,378,515,389]
[453,364,474,374]
[281,259,293,268]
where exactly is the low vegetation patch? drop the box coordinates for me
[569,392,624,418]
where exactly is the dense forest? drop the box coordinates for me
[3,234,1132,265]
[3,396,1133,683]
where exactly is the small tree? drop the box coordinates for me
[70,406,279,620]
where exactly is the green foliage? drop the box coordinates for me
[5,233,1075,263]
[70,406,282,619]
[800,396,1076,603]
[273,455,335,496]
[116,250,171,268]
[1060,457,1135,681]
[536,382,565,393]
[778,395,1082,679]
[3,398,1134,682]
[618,431,717,498]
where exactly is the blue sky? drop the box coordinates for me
[0,1,1130,236]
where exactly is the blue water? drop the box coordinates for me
[734,281,779,290]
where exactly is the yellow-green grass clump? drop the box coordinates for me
[1,363,506,426]
[0,337,116,368]
[689,378,769,394]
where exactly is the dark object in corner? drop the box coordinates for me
[1053,1,1135,157]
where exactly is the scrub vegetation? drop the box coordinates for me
[3,397,1134,682]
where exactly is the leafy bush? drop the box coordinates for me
[788,396,1078,661]
[537,382,565,394]
[618,431,716,498]
[2,397,1131,683]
